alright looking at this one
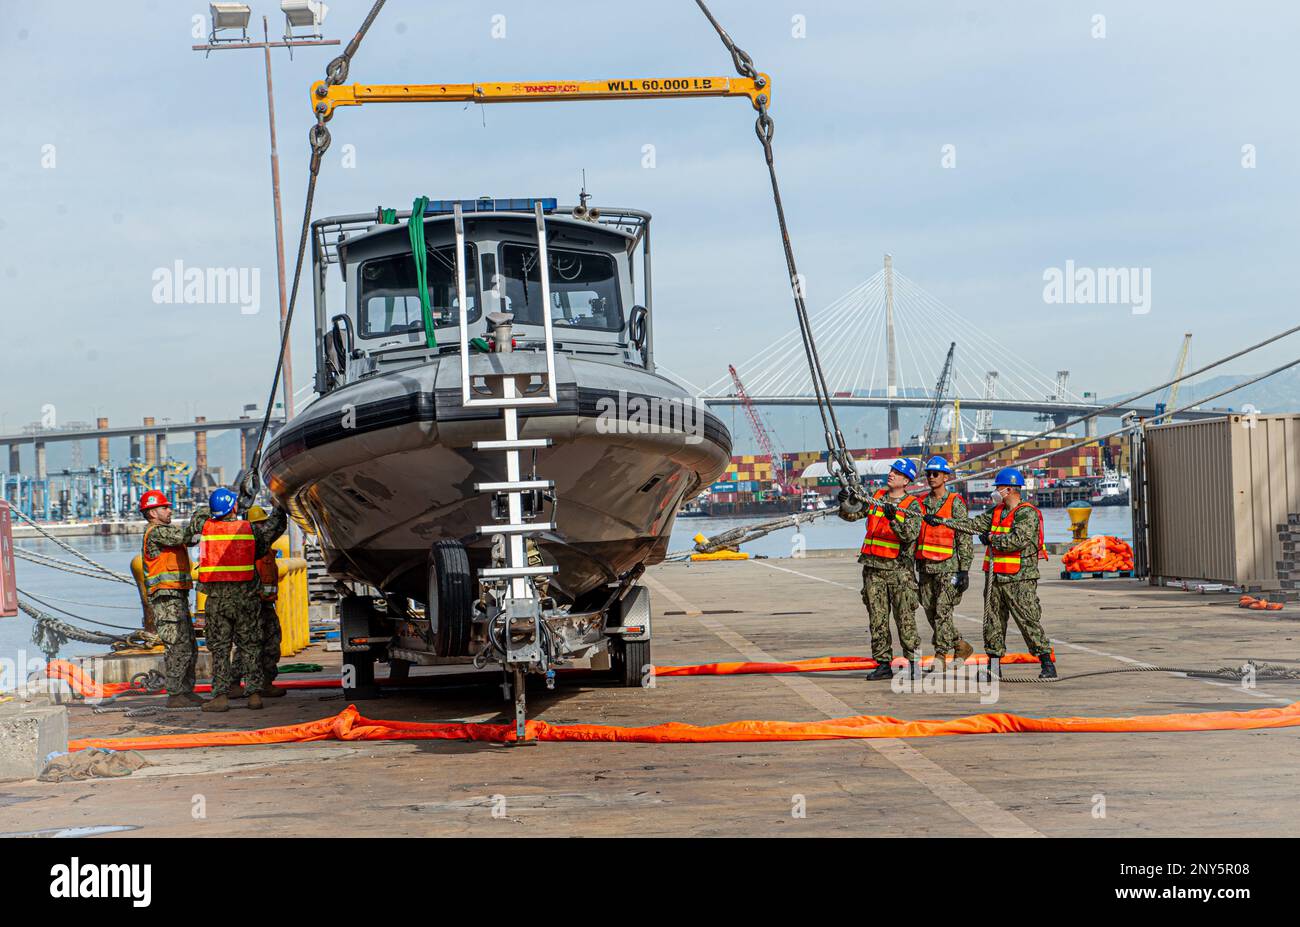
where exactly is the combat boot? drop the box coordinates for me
[201,694,229,713]
[978,656,1001,685]
[954,639,975,662]
[180,691,205,706]
[165,694,192,709]
[226,685,247,700]
[247,692,264,710]
[259,685,286,698]
[866,661,894,680]
[908,655,923,680]
[1038,654,1057,679]
[928,654,948,673]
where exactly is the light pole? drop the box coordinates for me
[192,3,340,421]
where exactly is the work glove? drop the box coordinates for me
[954,570,970,593]
[978,532,990,546]
[234,468,259,515]
[837,488,864,518]
[922,513,943,527]
[875,500,897,518]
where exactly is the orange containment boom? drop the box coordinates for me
[70,700,1300,752]
[44,652,1050,699]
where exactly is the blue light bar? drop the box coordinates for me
[421,197,557,216]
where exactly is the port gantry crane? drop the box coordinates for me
[305,60,775,742]
[919,342,957,458]
[729,364,792,493]
[1156,333,1193,424]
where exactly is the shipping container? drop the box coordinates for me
[1142,414,1300,586]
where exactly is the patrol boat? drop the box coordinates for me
[260,197,731,700]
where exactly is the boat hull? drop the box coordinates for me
[261,354,731,604]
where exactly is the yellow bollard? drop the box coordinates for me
[275,555,309,656]
[1067,502,1092,542]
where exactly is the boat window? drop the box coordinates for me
[498,243,622,332]
[357,243,479,339]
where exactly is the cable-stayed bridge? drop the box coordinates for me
[686,255,1222,444]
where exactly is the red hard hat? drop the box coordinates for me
[139,490,171,512]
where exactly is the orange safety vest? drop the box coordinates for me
[142,525,192,597]
[198,519,257,583]
[916,492,960,561]
[982,502,1048,574]
[256,551,280,602]
[860,489,919,559]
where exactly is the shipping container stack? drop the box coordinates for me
[730,433,1125,500]
[1275,514,1300,603]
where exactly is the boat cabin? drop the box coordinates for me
[311,197,654,393]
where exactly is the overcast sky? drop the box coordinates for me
[2,0,1298,440]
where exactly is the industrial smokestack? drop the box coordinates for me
[143,417,156,467]
[191,416,212,495]
[97,417,110,468]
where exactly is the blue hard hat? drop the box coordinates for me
[209,488,237,517]
[993,467,1025,487]
[924,455,953,474]
[889,458,918,481]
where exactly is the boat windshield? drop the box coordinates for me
[498,243,622,332]
[357,244,480,339]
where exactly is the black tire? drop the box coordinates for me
[428,540,474,658]
[610,637,652,688]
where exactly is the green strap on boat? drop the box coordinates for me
[407,195,437,349]
[378,207,398,225]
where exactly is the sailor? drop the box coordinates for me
[230,505,287,700]
[838,458,923,679]
[914,456,975,670]
[138,490,208,708]
[925,467,1056,679]
[197,487,288,712]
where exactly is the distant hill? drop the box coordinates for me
[1177,367,1300,416]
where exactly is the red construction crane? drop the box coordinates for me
[728,364,791,492]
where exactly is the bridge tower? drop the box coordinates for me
[884,254,900,446]
[977,371,999,438]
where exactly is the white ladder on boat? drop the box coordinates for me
[453,201,558,740]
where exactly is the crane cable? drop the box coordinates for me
[242,0,388,499]
[8,508,133,583]
[695,0,862,496]
[956,320,1300,472]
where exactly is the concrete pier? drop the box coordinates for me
[1,553,1297,835]
[0,700,68,782]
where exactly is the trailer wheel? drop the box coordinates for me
[428,540,474,658]
[610,638,652,688]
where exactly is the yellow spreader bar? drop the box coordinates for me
[311,74,771,121]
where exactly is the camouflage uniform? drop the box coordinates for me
[916,491,973,657]
[233,600,283,689]
[142,509,208,694]
[255,601,283,685]
[840,496,922,662]
[946,504,1051,657]
[199,508,288,696]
